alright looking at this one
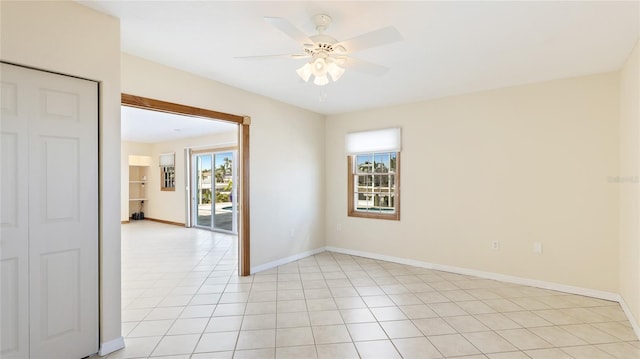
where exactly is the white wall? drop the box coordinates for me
[619,40,640,332]
[121,53,326,269]
[326,72,620,294]
[1,0,122,352]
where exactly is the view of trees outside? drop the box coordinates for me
[199,168,212,203]
[355,152,396,212]
[196,152,234,231]
[197,154,232,205]
[214,155,232,203]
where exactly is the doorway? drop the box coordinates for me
[121,94,250,275]
[192,150,237,233]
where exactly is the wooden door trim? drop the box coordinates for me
[121,93,251,276]
[240,124,250,276]
[122,94,244,124]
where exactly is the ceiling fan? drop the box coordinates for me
[236,14,403,86]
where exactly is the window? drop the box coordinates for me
[159,153,175,191]
[346,128,401,220]
[348,152,400,220]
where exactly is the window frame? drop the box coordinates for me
[160,165,175,191]
[347,152,400,221]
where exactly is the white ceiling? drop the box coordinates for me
[121,106,236,143]
[81,1,639,115]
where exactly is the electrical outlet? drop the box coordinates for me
[533,241,543,254]
[491,240,500,250]
[336,223,342,232]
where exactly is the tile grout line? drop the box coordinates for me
[190,240,235,358]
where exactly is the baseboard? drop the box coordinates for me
[99,336,125,356]
[247,244,639,340]
[121,220,130,224]
[251,247,326,274]
[325,246,640,340]
[144,217,185,227]
[325,246,621,301]
[618,296,640,341]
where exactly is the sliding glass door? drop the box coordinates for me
[193,151,236,233]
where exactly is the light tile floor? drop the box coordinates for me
[108,221,640,358]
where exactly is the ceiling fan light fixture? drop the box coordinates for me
[296,63,312,82]
[327,61,345,82]
[313,74,329,86]
[298,56,344,86]
[311,57,328,77]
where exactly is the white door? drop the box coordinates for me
[0,63,99,359]
[1,63,30,359]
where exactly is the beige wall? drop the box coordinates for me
[326,72,620,293]
[121,53,326,269]
[1,0,122,350]
[619,40,640,331]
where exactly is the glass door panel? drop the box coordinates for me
[195,154,213,228]
[213,152,234,232]
[192,151,236,233]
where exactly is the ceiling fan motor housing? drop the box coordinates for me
[306,34,346,58]
[313,14,332,32]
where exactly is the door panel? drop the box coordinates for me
[41,250,80,339]
[193,151,236,233]
[29,65,98,359]
[1,65,31,359]
[0,63,98,359]
[43,137,80,221]
[1,132,19,227]
[213,152,234,232]
[1,258,22,357]
[195,154,213,228]
[41,89,80,122]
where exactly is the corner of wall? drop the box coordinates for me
[99,336,125,356]
[619,37,640,337]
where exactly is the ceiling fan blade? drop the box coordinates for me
[234,54,310,60]
[264,17,312,45]
[340,57,389,76]
[335,26,403,53]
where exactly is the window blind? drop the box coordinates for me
[159,153,175,167]
[345,128,401,154]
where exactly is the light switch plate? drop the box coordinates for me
[533,241,543,254]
